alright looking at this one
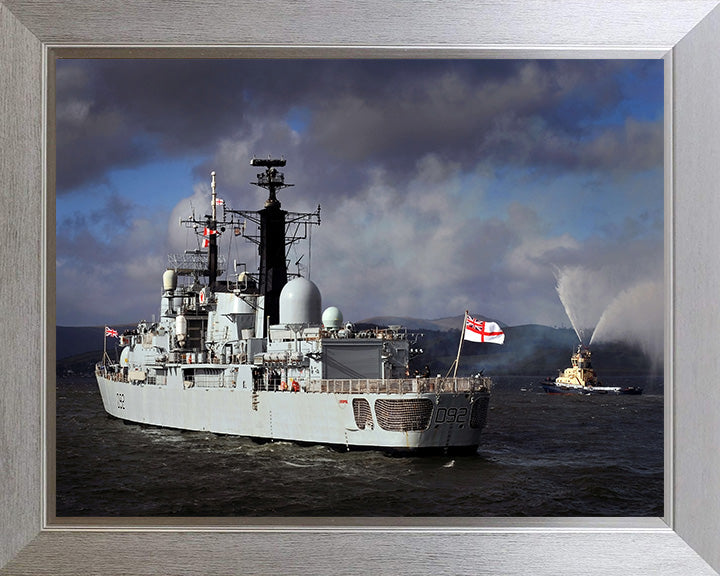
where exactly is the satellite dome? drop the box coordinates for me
[279,277,322,325]
[162,269,177,292]
[322,306,344,329]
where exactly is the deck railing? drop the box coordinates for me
[95,365,128,383]
[306,376,491,395]
[96,362,492,395]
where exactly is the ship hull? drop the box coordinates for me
[541,382,643,395]
[97,369,490,453]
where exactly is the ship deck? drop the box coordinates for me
[96,365,491,396]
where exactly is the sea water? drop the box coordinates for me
[56,375,663,517]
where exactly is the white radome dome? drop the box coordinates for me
[279,277,322,325]
[322,306,344,329]
[162,269,177,292]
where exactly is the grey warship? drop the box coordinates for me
[96,158,492,453]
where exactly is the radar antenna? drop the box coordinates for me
[227,158,320,327]
[251,157,293,207]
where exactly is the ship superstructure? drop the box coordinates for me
[96,158,492,453]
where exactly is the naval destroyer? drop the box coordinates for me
[96,158,492,453]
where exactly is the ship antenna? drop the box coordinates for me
[211,171,217,221]
[207,171,219,289]
[250,157,293,207]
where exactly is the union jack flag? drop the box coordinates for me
[464,314,505,344]
[105,326,119,338]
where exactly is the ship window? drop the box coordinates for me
[193,368,226,388]
[470,397,490,429]
[352,398,373,430]
[155,369,167,386]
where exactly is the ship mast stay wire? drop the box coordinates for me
[308,221,313,279]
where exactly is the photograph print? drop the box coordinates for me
[55,58,663,517]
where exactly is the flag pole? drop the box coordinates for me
[449,310,468,378]
[102,326,108,366]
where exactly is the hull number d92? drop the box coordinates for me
[434,406,467,424]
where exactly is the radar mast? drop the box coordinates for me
[227,158,320,329]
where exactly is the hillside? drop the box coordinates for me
[408,324,654,377]
[56,324,135,360]
[359,314,505,332]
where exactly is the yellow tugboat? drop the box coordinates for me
[542,345,642,395]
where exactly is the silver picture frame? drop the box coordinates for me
[2,1,720,574]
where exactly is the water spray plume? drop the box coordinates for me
[590,280,664,369]
[554,266,616,345]
[555,264,664,369]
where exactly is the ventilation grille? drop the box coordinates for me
[470,396,490,429]
[374,399,433,432]
[352,398,374,430]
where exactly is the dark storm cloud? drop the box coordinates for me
[483,114,663,173]
[56,191,170,325]
[56,60,244,192]
[294,60,657,177]
[56,59,662,195]
[56,193,142,264]
[56,58,664,330]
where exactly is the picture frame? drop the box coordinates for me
[2,1,720,574]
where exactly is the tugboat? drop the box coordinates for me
[541,345,643,395]
[95,158,492,453]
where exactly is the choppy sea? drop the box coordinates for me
[56,375,663,517]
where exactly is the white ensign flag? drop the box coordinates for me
[464,315,505,344]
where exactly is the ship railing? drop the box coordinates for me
[307,376,491,395]
[94,363,129,383]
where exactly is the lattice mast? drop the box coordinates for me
[173,160,320,329]
[176,171,231,288]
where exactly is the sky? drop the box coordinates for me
[55,58,664,339]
